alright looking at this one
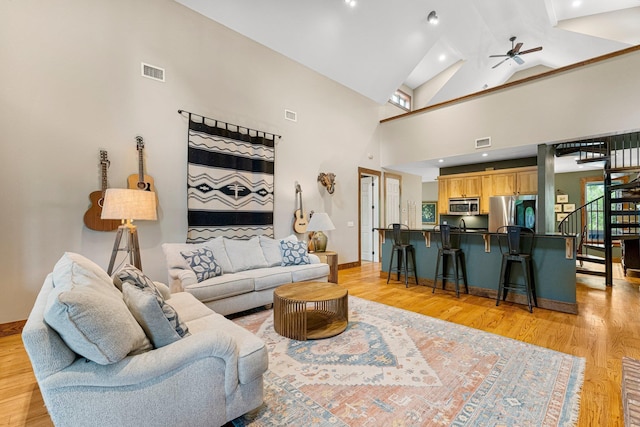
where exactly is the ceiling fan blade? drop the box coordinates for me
[512,42,523,54]
[513,55,525,65]
[519,46,543,55]
[489,54,509,58]
[492,57,510,69]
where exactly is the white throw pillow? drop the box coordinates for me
[224,236,269,272]
[259,234,297,267]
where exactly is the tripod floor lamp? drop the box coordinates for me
[101,188,157,275]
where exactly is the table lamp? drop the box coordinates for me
[307,212,335,252]
[101,188,157,274]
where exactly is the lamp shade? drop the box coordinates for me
[101,189,157,221]
[307,212,335,232]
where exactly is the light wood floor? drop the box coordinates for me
[2,262,638,426]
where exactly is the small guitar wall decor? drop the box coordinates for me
[83,150,121,231]
[127,135,155,192]
[293,183,308,233]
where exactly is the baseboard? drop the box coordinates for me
[338,261,360,270]
[0,320,26,337]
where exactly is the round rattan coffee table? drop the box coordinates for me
[273,282,348,340]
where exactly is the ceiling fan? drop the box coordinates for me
[490,36,542,69]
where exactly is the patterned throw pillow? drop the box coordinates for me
[181,247,222,282]
[114,265,189,339]
[280,240,310,266]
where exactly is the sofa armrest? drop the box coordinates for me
[41,329,240,396]
[167,268,197,292]
[309,253,321,264]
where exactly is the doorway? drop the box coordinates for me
[358,168,381,263]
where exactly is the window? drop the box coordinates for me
[389,90,411,111]
[582,178,624,241]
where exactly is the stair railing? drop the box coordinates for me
[558,196,604,256]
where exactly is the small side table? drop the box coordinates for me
[313,251,338,283]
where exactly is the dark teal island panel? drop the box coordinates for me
[380,230,577,313]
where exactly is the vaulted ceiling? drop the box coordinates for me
[176,0,640,106]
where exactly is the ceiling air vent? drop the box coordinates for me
[475,137,491,149]
[141,62,165,82]
[284,109,297,122]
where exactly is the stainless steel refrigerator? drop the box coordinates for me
[488,195,537,232]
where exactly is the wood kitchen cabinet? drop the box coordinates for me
[491,172,517,196]
[516,169,538,195]
[447,175,481,198]
[438,178,449,214]
[437,167,537,215]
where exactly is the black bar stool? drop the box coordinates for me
[433,224,468,297]
[496,226,537,312]
[386,223,418,287]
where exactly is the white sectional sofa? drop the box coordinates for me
[163,235,330,316]
[22,252,268,427]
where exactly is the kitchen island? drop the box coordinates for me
[378,228,577,314]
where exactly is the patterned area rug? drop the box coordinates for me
[232,296,584,426]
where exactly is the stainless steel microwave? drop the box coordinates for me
[448,198,480,215]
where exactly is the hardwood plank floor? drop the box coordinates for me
[1,262,637,426]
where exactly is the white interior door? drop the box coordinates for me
[385,176,400,226]
[361,177,372,261]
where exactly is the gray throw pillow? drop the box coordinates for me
[44,255,151,365]
[281,240,311,266]
[115,265,189,339]
[181,247,223,282]
[122,283,185,348]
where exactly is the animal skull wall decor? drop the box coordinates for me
[318,172,336,194]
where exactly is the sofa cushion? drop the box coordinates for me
[259,234,297,267]
[162,238,234,274]
[164,291,215,323]
[122,283,185,348]
[280,240,310,266]
[181,247,223,282]
[44,255,151,365]
[290,263,331,282]
[52,252,114,290]
[234,267,293,292]
[183,274,254,303]
[115,265,189,339]
[225,236,268,272]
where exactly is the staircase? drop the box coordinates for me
[556,132,640,286]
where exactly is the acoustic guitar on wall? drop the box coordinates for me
[293,183,308,233]
[127,135,155,193]
[84,150,121,231]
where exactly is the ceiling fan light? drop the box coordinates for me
[427,11,439,25]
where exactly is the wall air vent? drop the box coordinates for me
[141,62,165,82]
[284,109,297,122]
[475,137,491,149]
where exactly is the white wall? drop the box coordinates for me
[0,0,385,323]
[379,50,640,168]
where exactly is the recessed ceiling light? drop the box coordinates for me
[572,0,582,7]
[482,153,488,157]
[438,54,446,61]
[427,11,439,25]
[438,159,444,163]
[344,0,356,7]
